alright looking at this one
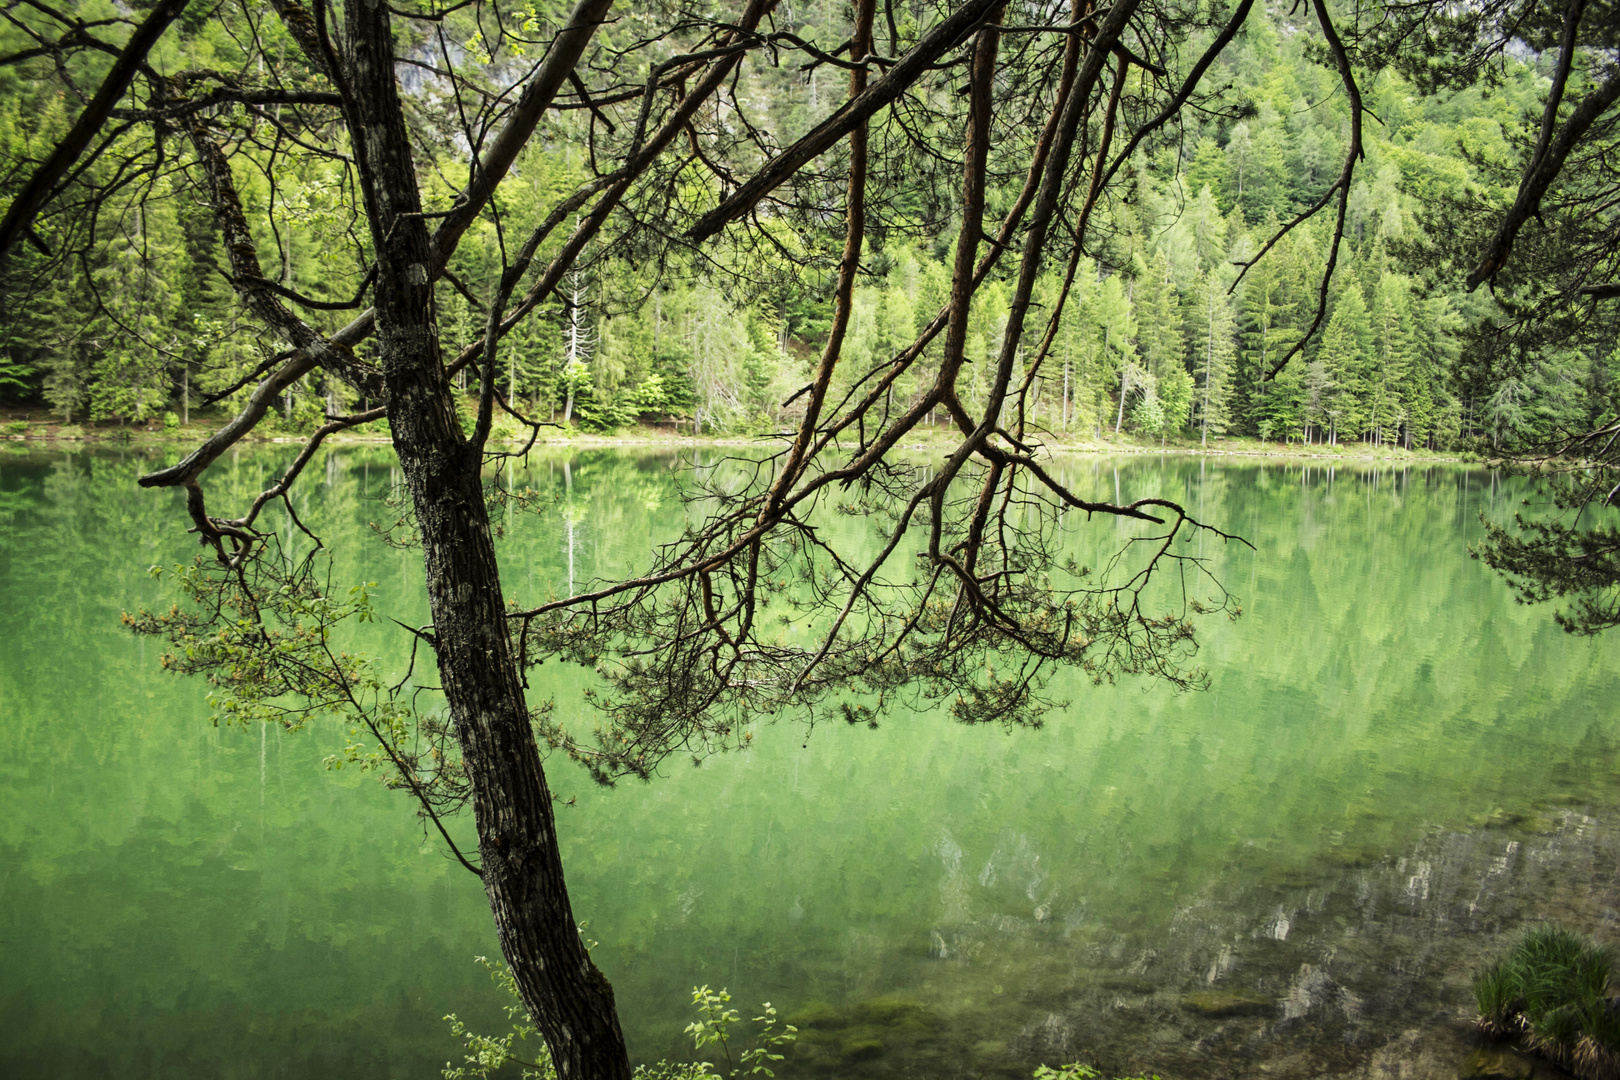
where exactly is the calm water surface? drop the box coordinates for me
[3,444,1619,1079]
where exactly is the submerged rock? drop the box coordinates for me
[1457,1045,1537,1080]
[787,1030,840,1069]
[972,1039,1009,1059]
[839,1035,886,1062]
[1181,991,1274,1018]
[785,1001,847,1030]
[853,995,941,1029]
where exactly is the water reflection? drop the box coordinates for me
[1,444,1617,1080]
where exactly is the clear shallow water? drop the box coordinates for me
[2,444,1618,1079]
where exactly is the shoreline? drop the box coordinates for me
[1,419,1472,466]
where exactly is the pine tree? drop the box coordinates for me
[1192,269,1237,444]
[1258,357,1305,444]
[561,264,595,425]
[1404,294,1460,449]
[1159,365,1196,440]
[1225,122,1255,210]
[1188,185,1228,272]
[1235,240,1300,435]
[1303,357,1333,444]
[1247,108,1293,222]
[1368,273,1414,447]
[1085,274,1139,435]
[87,204,187,424]
[1134,252,1183,384]
[1318,284,1372,444]
[1183,139,1228,212]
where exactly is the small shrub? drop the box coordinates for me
[443,962,795,1080]
[55,425,84,440]
[163,411,180,433]
[440,961,1167,1080]
[1035,1065,1161,1080]
[4,419,29,435]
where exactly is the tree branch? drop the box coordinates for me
[0,0,191,260]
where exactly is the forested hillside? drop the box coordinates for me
[0,0,1605,452]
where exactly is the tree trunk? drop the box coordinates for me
[510,344,519,409]
[344,6,631,1080]
[1061,355,1070,431]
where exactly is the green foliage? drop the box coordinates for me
[1129,389,1166,439]
[1191,270,1237,443]
[1475,477,1620,636]
[1033,1063,1160,1080]
[682,987,797,1078]
[444,957,556,1080]
[445,972,796,1080]
[130,560,384,730]
[0,350,33,393]
[442,968,1154,1080]
[126,545,478,822]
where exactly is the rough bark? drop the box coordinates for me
[342,3,630,1079]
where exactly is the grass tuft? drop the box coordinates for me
[1474,925,1620,1080]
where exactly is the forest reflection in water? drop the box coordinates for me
[1,443,1617,1080]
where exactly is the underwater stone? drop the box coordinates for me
[786,1032,839,1069]
[839,1036,886,1062]
[1457,1046,1536,1080]
[854,995,932,1025]
[1180,991,1275,1018]
[785,1001,847,1030]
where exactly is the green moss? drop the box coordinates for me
[1180,991,1274,1018]
[1472,806,1533,829]
[853,994,930,1025]
[784,1001,846,1030]
[787,1031,840,1069]
[838,1036,885,1062]
[1320,844,1384,868]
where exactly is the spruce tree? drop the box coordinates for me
[1319,285,1373,444]
[1369,273,1414,448]
[1235,237,1300,436]
[1134,252,1184,386]
[1192,269,1237,445]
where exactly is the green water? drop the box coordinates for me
[3,445,1619,1079]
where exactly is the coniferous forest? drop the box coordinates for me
[0,0,1610,453]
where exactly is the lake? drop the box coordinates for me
[3,443,1619,1079]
